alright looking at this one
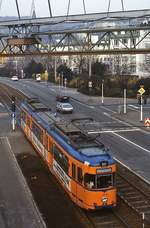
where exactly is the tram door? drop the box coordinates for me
[76,167,84,203]
[26,115,31,138]
[72,163,77,202]
[45,134,53,167]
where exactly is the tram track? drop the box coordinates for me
[0,83,150,227]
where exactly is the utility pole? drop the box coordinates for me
[140,95,143,122]
[123,88,127,114]
[11,96,16,131]
[89,58,92,78]
[138,86,145,122]
[101,80,104,104]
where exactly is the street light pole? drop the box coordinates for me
[140,95,143,122]
[101,80,104,104]
[123,88,127,114]
[61,72,64,88]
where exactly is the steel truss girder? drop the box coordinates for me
[1,26,150,56]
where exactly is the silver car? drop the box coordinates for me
[56,102,73,113]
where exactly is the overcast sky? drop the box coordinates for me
[0,0,150,17]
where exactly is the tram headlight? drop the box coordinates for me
[102,196,108,204]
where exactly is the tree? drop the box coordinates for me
[24,60,45,78]
[114,55,132,93]
[57,64,73,81]
[91,61,107,79]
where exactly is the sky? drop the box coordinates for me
[0,0,150,17]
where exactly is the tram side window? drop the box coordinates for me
[53,144,69,173]
[84,174,95,189]
[32,122,43,143]
[77,167,83,184]
[72,163,76,179]
[27,116,30,127]
[45,135,49,151]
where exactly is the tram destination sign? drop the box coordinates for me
[96,168,112,173]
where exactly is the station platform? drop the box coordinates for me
[0,105,46,228]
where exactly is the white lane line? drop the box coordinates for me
[113,131,150,154]
[101,105,117,113]
[0,102,4,107]
[128,104,139,109]
[114,157,150,185]
[103,112,111,117]
[88,128,140,134]
[100,128,140,134]
[71,99,95,109]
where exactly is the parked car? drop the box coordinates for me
[56,102,73,113]
[11,75,19,81]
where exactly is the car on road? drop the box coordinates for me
[36,74,41,82]
[56,102,73,113]
[56,95,70,103]
[11,75,19,81]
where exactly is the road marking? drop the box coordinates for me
[100,128,140,134]
[101,105,117,113]
[128,104,139,109]
[71,99,95,109]
[0,112,9,117]
[0,102,4,107]
[113,131,150,154]
[103,112,111,117]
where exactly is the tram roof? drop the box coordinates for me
[21,100,114,166]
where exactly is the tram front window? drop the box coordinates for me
[96,174,113,189]
[84,173,113,189]
[84,174,95,189]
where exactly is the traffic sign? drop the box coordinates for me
[145,118,150,128]
[138,87,145,95]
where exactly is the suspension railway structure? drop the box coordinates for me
[0,7,150,57]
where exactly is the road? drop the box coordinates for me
[1,77,150,184]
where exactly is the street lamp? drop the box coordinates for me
[123,88,127,114]
[101,80,104,104]
[61,72,64,88]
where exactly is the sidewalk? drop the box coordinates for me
[0,108,46,228]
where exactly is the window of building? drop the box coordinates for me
[114,39,119,46]
[122,38,128,44]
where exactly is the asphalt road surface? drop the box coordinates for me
[1,77,150,184]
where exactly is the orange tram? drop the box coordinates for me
[20,98,116,210]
